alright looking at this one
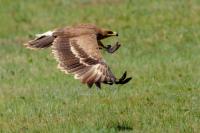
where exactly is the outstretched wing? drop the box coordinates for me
[51,34,116,87]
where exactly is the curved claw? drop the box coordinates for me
[102,71,132,86]
[87,83,93,88]
[118,71,127,82]
[115,71,132,85]
[120,77,132,84]
[95,82,101,89]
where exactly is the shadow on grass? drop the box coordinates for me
[107,122,133,131]
[115,124,133,131]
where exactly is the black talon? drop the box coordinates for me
[120,77,132,84]
[87,83,93,88]
[95,82,101,89]
[118,71,127,82]
[115,71,132,84]
[102,71,132,86]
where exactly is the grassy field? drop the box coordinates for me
[1,0,200,132]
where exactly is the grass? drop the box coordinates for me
[0,0,200,132]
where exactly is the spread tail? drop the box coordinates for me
[24,31,55,49]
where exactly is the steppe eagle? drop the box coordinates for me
[24,24,131,89]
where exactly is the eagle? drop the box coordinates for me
[24,24,131,89]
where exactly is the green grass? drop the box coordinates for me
[1,0,200,132]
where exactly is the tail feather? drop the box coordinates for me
[24,31,55,49]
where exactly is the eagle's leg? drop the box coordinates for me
[98,41,121,53]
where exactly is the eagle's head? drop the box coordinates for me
[97,29,118,40]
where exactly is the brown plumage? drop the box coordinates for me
[24,24,131,89]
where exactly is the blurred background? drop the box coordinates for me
[0,0,200,132]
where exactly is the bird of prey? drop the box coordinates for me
[24,24,131,89]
